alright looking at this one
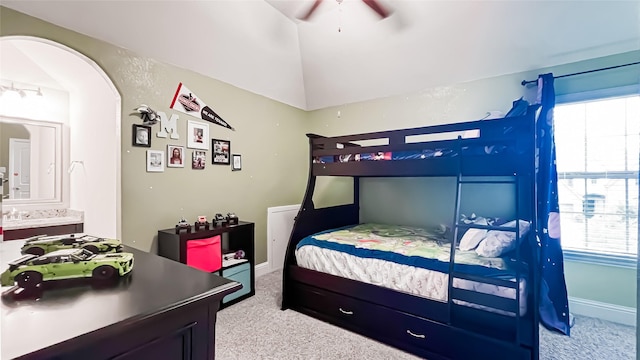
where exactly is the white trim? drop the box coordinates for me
[267,204,300,272]
[569,296,636,327]
[0,36,122,239]
[255,262,273,278]
[556,87,639,264]
[563,249,636,269]
[556,84,640,104]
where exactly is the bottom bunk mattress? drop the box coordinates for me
[295,223,528,316]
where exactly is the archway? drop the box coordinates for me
[0,36,121,238]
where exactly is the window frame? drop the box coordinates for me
[555,84,640,268]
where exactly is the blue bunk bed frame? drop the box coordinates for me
[281,106,541,360]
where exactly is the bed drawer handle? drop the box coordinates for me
[338,308,353,315]
[406,330,426,339]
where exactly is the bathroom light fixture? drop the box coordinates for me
[0,82,44,98]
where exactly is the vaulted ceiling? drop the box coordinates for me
[2,1,639,110]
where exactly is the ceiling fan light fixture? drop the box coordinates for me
[298,0,391,21]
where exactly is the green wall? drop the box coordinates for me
[565,261,636,308]
[0,6,309,263]
[1,6,637,310]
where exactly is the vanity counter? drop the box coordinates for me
[1,209,84,240]
[3,215,83,231]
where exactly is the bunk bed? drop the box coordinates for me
[281,105,542,360]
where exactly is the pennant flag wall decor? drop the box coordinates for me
[170,83,235,131]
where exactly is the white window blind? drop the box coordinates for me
[555,94,639,257]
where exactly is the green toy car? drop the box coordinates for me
[1,248,134,289]
[20,234,122,256]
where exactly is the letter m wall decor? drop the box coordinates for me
[156,112,180,140]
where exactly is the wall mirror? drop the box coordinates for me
[0,116,62,205]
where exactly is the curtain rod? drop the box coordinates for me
[520,61,640,86]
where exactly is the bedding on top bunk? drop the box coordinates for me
[312,140,513,164]
[295,223,528,316]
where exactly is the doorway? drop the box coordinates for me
[0,36,122,238]
[8,138,30,199]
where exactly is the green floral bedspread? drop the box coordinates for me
[311,223,511,271]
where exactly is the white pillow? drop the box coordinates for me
[459,229,487,251]
[475,220,531,257]
[459,218,488,251]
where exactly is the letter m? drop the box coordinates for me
[156,112,179,139]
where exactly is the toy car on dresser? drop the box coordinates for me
[1,248,134,289]
[20,234,123,256]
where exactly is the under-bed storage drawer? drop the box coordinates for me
[382,305,531,360]
[290,283,378,331]
[448,328,532,360]
[374,303,530,360]
[376,306,453,355]
[290,283,453,359]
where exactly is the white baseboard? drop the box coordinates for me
[255,262,274,278]
[569,296,636,327]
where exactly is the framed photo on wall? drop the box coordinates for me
[192,150,206,170]
[167,145,185,168]
[146,150,164,172]
[187,120,209,150]
[212,139,231,165]
[133,124,151,147]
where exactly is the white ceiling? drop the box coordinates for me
[2,1,639,111]
[0,41,64,91]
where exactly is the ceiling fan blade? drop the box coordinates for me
[362,0,391,18]
[298,0,324,21]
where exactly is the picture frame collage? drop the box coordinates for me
[134,118,241,172]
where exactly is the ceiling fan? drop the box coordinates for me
[298,0,392,21]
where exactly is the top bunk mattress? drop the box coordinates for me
[313,142,513,164]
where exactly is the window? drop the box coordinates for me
[555,90,639,260]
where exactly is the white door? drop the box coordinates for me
[267,205,300,272]
[9,138,30,199]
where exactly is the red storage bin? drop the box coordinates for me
[186,235,222,272]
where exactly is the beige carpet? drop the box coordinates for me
[216,270,635,360]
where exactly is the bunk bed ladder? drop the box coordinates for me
[446,137,527,350]
[446,137,464,325]
[514,171,522,347]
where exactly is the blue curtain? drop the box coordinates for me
[536,73,571,335]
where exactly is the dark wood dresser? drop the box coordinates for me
[1,244,241,360]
